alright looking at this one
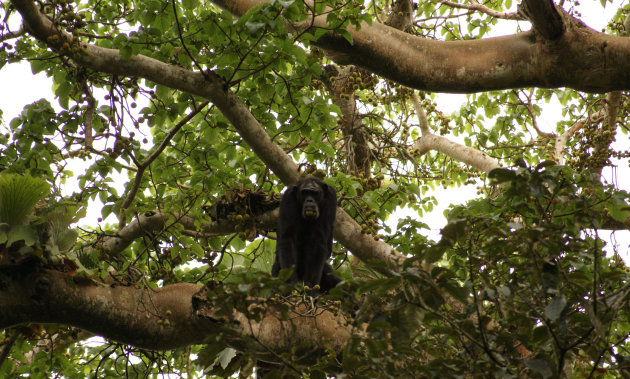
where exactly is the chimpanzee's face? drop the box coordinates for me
[296,180,325,220]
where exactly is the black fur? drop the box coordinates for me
[271,177,341,293]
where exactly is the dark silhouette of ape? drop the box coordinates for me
[271,176,341,293]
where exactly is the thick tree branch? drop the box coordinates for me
[0,268,351,360]
[0,268,207,349]
[10,0,406,272]
[517,0,564,39]
[10,0,299,184]
[213,0,630,93]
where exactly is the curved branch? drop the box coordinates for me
[411,93,501,174]
[518,89,556,139]
[10,0,406,272]
[91,209,275,258]
[439,0,524,20]
[10,0,300,185]
[213,0,630,93]
[98,211,170,256]
[118,101,211,227]
[0,268,352,360]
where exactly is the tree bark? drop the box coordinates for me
[411,93,502,173]
[0,267,351,360]
[518,0,564,39]
[213,0,630,93]
[10,0,407,272]
[1,268,207,349]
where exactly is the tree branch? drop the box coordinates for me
[10,0,406,272]
[0,268,207,349]
[118,101,211,228]
[89,208,275,259]
[411,93,502,173]
[517,0,564,39]
[98,211,170,257]
[439,0,524,20]
[0,268,352,360]
[518,89,557,139]
[213,0,630,93]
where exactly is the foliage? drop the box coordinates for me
[0,173,49,249]
[0,173,49,225]
[1,0,629,377]
[0,172,83,267]
[317,163,630,377]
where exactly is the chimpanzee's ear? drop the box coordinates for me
[279,184,300,218]
[284,185,298,199]
[323,182,336,199]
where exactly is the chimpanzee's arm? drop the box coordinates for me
[273,185,299,282]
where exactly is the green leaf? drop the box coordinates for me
[7,224,38,246]
[525,359,552,378]
[216,347,237,369]
[545,295,567,323]
[182,0,196,10]
[30,60,49,75]
[0,174,49,225]
[313,28,328,41]
[535,160,556,171]
[359,277,401,292]
[101,202,115,219]
[54,81,71,109]
[55,229,79,252]
[605,193,630,222]
[120,45,133,60]
[338,29,354,45]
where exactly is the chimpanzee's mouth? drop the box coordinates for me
[303,208,319,219]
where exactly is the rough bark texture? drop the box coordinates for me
[518,0,564,39]
[0,268,207,349]
[214,0,630,93]
[0,267,352,359]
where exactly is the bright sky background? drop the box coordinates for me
[0,1,628,255]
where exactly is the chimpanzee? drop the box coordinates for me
[271,176,341,293]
